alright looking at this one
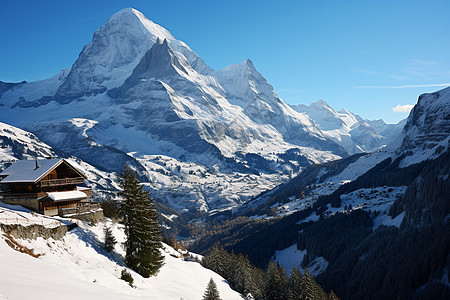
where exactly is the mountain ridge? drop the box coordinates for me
[292,99,405,154]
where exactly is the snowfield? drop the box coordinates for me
[272,244,328,277]
[0,206,242,300]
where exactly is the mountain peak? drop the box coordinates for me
[243,58,254,67]
[106,7,175,42]
[310,99,332,111]
[108,37,188,99]
[109,7,137,19]
[338,108,351,115]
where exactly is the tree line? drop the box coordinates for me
[202,244,338,300]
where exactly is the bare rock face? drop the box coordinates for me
[1,224,67,240]
[63,210,105,224]
[400,88,450,152]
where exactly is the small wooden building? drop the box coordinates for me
[0,158,92,216]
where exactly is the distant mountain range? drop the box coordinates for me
[0,8,404,213]
[292,100,405,154]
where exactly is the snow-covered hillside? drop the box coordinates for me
[292,100,405,154]
[0,203,241,300]
[0,122,56,169]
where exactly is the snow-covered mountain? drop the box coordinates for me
[0,8,350,212]
[292,100,406,154]
[393,86,450,166]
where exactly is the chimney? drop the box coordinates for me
[34,155,39,170]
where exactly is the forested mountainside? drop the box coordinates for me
[188,87,450,299]
[189,147,449,299]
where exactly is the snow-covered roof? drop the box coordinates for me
[0,158,85,183]
[47,191,87,202]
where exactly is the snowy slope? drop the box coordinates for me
[0,205,242,300]
[292,100,405,154]
[0,122,56,166]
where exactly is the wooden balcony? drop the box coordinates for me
[39,177,84,187]
[0,192,47,201]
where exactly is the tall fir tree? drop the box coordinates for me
[264,260,289,300]
[303,268,327,300]
[203,278,222,300]
[119,166,164,277]
[103,226,117,252]
[289,267,306,300]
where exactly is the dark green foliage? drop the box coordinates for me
[288,267,305,299]
[389,148,450,225]
[119,166,164,278]
[120,269,134,287]
[297,207,450,299]
[100,197,120,219]
[264,261,289,300]
[328,222,450,299]
[202,278,222,300]
[297,210,372,266]
[302,268,329,300]
[202,245,335,300]
[203,244,265,299]
[191,209,312,269]
[103,226,116,252]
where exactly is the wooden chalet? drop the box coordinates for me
[0,158,92,216]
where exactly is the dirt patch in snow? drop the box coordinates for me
[3,234,42,258]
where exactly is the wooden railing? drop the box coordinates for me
[39,177,84,187]
[0,192,47,201]
[58,203,101,217]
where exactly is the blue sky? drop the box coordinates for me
[1,0,449,123]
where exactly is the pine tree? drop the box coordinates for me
[119,166,164,277]
[289,267,306,300]
[264,260,289,300]
[203,278,222,300]
[104,226,117,252]
[202,244,228,275]
[303,268,327,300]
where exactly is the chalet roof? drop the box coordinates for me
[47,191,87,202]
[0,158,86,184]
